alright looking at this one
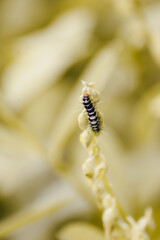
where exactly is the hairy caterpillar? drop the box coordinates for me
[83,93,100,133]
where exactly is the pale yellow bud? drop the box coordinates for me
[90,144,100,156]
[91,154,100,165]
[82,158,94,178]
[102,205,117,225]
[87,88,100,103]
[80,128,92,148]
[86,156,95,165]
[92,181,105,197]
[102,194,113,209]
[95,162,108,178]
[81,80,94,92]
[92,181,105,209]
[81,80,95,90]
[81,80,100,103]
[78,111,88,130]
[138,208,154,230]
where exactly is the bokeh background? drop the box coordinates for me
[0,0,160,239]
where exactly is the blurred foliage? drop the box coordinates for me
[0,0,160,239]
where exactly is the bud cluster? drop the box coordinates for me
[78,81,154,240]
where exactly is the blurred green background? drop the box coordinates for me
[0,0,160,239]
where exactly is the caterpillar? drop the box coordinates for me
[83,93,100,133]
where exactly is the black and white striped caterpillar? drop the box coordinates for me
[83,93,100,133]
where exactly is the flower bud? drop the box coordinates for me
[78,111,88,130]
[92,181,105,208]
[102,194,113,209]
[82,158,94,178]
[80,128,92,148]
[90,144,100,156]
[102,207,117,226]
[87,88,100,103]
[95,162,108,178]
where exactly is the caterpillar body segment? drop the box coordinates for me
[83,94,101,133]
